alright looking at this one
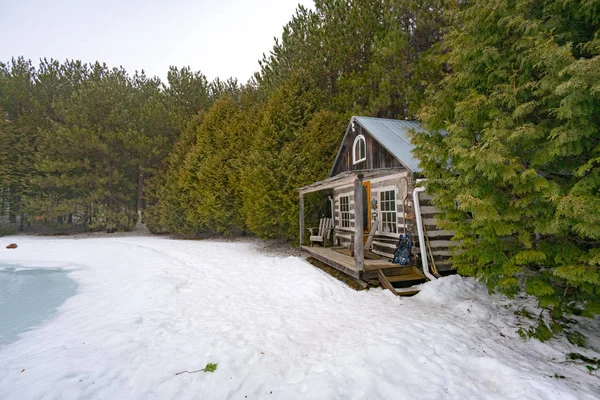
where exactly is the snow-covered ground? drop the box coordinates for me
[0,236,598,400]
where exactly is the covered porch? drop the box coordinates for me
[298,169,428,294]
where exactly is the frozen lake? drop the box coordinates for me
[0,265,77,346]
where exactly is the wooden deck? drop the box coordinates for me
[301,245,427,283]
[301,245,361,279]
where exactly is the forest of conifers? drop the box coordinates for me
[1,1,599,327]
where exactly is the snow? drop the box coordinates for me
[0,236,598,399]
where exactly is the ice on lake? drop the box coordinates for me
[0,265,76,346]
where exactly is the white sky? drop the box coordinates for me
[0,0,313,83]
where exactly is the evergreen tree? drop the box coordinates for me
[257,0,450,119]
[178,95,243,234]
[0,108,24,225]
[127,71,176,219]
[144,67,213,231]
[145,112,205,234]
[0,58,38,228]
[150,0,450,240]
[163,66,211,130]
[413,0,600,329]
[1,1,451,241]
[30,63,139,231]
[240,72,344,240]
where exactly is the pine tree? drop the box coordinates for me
[0,58,38,228]
[31,63,139,231]
[257,0,450,119]
[163,66,211,130]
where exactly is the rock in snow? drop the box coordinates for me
[0,236,599,400]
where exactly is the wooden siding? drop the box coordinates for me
[333,173,413,258]
[330,173,456,272]
[331,124,403,175]
[412,193,455,271]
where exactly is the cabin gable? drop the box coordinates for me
[330,120,403,176]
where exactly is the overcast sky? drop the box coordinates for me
[0,0,313,83]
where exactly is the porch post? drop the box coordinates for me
[353,175,364,271]
[299,192,305,247]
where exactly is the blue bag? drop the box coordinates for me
[392,233,412,265]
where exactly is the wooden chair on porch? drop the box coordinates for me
[308,217,334,246]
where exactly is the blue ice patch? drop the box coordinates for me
[0,265,77,346]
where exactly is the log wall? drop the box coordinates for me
[331,172,455,272]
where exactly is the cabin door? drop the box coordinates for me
[362,181,371,243]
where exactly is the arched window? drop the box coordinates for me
[352,134,366,164]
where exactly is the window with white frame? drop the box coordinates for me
[339,196,350,228]
[352,135,366,164]
[379,190,397,233]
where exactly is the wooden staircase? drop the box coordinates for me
[376,266,426,296]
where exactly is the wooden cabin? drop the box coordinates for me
[298,116,454,293]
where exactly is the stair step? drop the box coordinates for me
[365,262,415,271]
[386,272,426,283]
[395,287,421,296]
[377,268,423,297]
[385,266,416,275]
[362,266,424,282]
[369,265,416,275]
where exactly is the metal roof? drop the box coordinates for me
[354,116,425,173]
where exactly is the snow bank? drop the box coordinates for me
[0,236,598,400]
[416,274,488,304]
[415,275,495,322]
